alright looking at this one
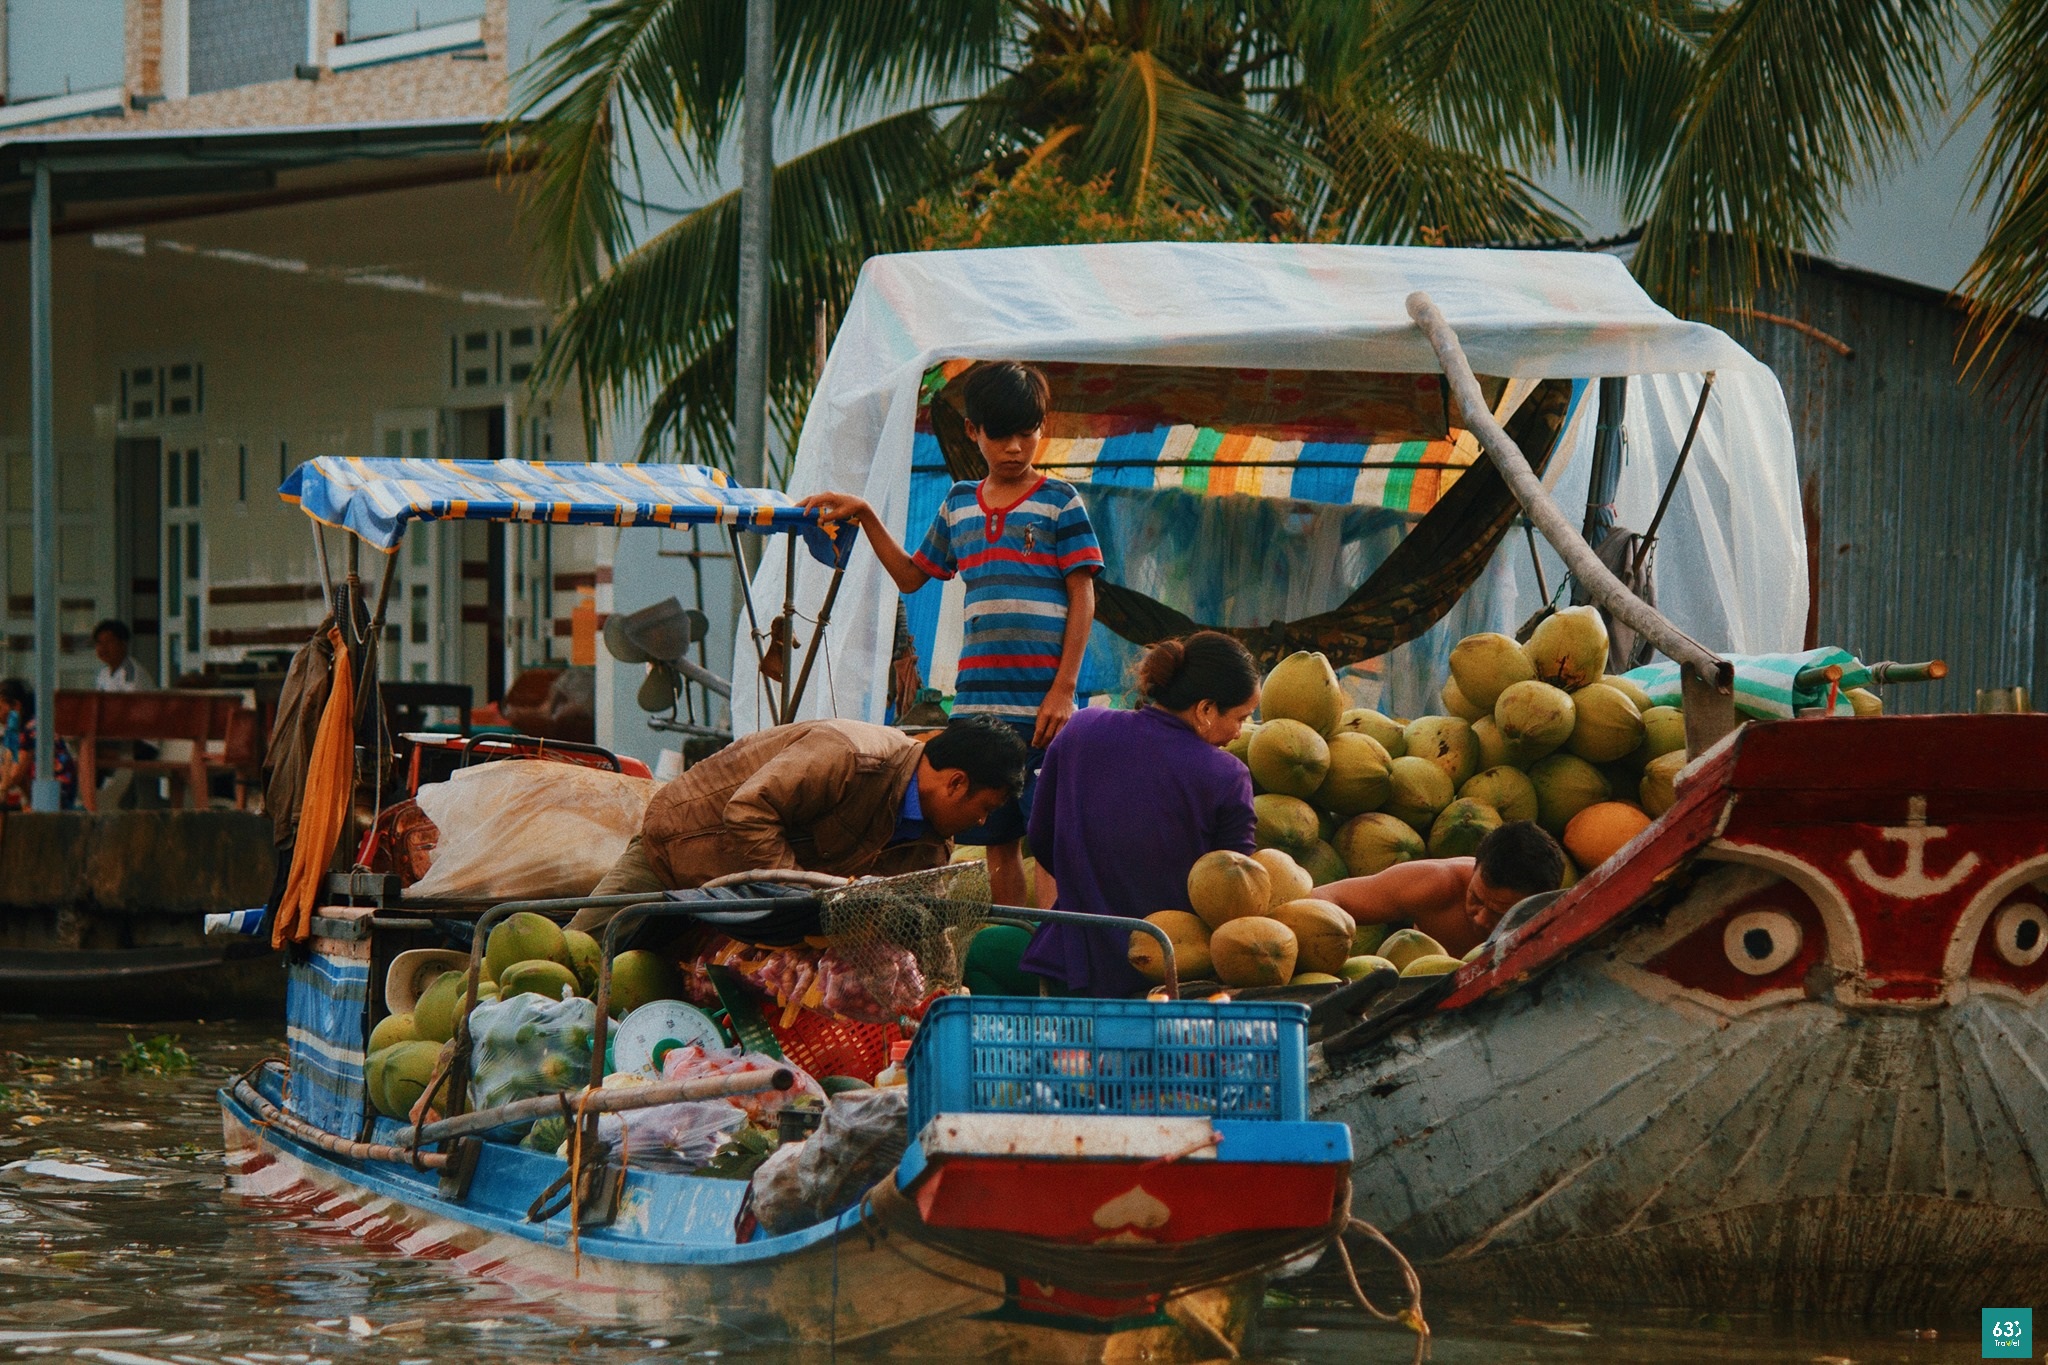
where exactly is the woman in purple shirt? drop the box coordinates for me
[1021,632,1262,996]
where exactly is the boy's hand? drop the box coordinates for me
[1032,691,1075,748]
[797,491,870,524]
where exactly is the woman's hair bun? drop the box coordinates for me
[1136,632,1258,712]
[1134,638,1188,698]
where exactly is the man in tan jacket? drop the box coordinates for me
[570,715,1028,931]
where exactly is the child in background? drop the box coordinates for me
[800,362,1101,908]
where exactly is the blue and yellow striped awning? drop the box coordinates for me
[280,457,856,567]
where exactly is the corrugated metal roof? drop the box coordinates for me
[1727,266,2048,714]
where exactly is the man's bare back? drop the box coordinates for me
[1315,856,1505,958]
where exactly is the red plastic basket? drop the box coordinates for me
[765,1010,900,1083]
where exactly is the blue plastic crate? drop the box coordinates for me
[907,996,1308,1132]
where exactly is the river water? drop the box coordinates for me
[0,1019,1988,1364]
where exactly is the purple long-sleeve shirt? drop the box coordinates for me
[1020,706,1257,996]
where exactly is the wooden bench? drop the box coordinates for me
[53,691,262,812]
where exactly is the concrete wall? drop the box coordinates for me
[0,809,274,949]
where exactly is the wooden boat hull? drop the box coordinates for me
[1318,715,2048,1318]
[220,1079,1264,1360]
[0,943,283,1019]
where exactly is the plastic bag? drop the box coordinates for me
[701,940,929,1025]
[596,1101,747,1173]
[407,760,654,901]
[657,1043,825,1122]
[468,992,597,1140]
[749,1087,910,1235]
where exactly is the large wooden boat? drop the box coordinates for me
[1319,713,2048,1317]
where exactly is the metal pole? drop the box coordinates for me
[1571,376,1628,605]
[733,0,774,490]
[28,163,59,812]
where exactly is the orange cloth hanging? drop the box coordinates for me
[272,627,355,949]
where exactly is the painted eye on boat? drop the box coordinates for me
[1993,902,2048,968]
[1723,910,1802,976]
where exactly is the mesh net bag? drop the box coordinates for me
[468,993,597,1139]
[814,860,994,1008]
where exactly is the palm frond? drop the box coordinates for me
[1077,48,1313,210]
[1957,0,2048,382]
[1633,0,1962,317]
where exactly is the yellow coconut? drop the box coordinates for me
[1303,839,1349,887]
[1439,678,1487,722]
[1290,972,1343,986]
[1335,709,1407,757]
[1253,793,1322,859]
[1450,632,1538,711]
[1403,716,1480,789]
[1340,954,1398,980]
[1494,680,1576,758]
[368,1012,417,1055]
[1460,765,1539,823]
[561,930,603,997]
[1224,720,1260,766]
[1639,750,1688,816]
[1382,756,1455,833]
[1847,687,1883,717]
[1529,753,1612,836]
[1470,716,1511,770]
[1268,898,1356,975]
[1248,718,1331,799]
[1401,953,1465,977]
[1314,732,1394,817]
[1523,606,1610,690]
[1129,911,1214,983]
[1428,797,1503,858]
[1251,849,1315,911]
[1461,942,1487,964]
[1187,850,1274,930]
[1210,917,1300,987]
[412,971,468,1044]
[1334,812,1425,877]
[1640,706,1687,761]
[1261,651,1347,736]
[1602,674,1654,712]
[1566,683,1646,764]
[1352,923,1389,957]
[1377,928,1447,972]
[498,958,581,1002]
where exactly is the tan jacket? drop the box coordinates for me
[639,719,948,889]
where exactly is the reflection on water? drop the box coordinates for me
[0,1019,1984,1363]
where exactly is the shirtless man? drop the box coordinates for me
[1313,821,1567,958]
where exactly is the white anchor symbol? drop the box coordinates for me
[1846,795,1980,899]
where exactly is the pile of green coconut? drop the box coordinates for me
[363,912,684,1122]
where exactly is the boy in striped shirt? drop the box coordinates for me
[800,362,1101,907]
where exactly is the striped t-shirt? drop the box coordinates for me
[911,477,1103,721]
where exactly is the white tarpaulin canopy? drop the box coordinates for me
[738,241,1804,730]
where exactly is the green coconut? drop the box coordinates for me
[1248,718,1332,799]
[486,911,568,981]
[1847,687,1883,717]
[562,930,604,997]
[1470,716,1511,770]
[1377,928,1447,972]
[1439,678,1487,722]
[1566,683,1646,764]
[1382,755,1455,833]
[1460,765,1539,823]
[1402,716,1480,789]
[609,949,685,1017]
[1523,606,1610,691]
[1302,839,1350,887]
[412,971,467,1045]
[1640,706,1687,761]
[1602,674,1655,712]
[363,1047,396,1119]
[497,958,581,1002]
[1314,732,1393,817]
[1429,797,1503,858]
[1450,632,1537,710]
[368,1011,417,1055]
[1494,679,1576,758]
[1254,793,1321,859]
[377,1040,450,1121]
[1334,812,1426,877]
[1351,923,1390,957]
[1640,750,1688,816]
[1340,953,1397,980]
[1528,753,1612,836]
[1261,651,1347,736]
[1335,709,1407,757]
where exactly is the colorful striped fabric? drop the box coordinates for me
[912,477,1104,720]
[1029,423,1484,517]
[285,947,371,1139]
[281,457,857,566]
[1621,648,1870,720]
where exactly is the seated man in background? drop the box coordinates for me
[1313,821,1567,958]
[570,714,1028,933]
[93,619,155,692]
[91,618,159,809]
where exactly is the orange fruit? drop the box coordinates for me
[1563,801,1653,870]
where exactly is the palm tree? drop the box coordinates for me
[508,0,1572,473]
[512,0,2048,470]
